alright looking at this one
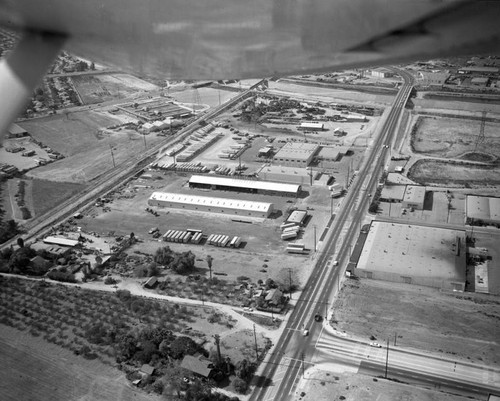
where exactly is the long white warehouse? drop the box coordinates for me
[148,192,274,218]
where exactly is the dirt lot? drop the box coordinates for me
[72,73,158,104]
[293,369,471,401]
[332,279,500,366]
[169,87,238,108]
[408,159,500,188]
[413,116,500,160]
[0,136,55,170]
[268,81,395,105]
[0,325,160,401]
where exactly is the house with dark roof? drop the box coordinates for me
[265,288,283,306]
[180,355,214,379]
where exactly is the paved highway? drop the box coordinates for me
[250,70,414,401]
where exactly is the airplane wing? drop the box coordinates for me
[0,0,499,140]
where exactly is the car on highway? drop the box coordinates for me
[303,329,309,337]
[333,260,338,266]
[370,342,382,348]
[314,314,323,322]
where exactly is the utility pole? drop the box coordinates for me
[142,132,147,149]
[301,352,305,378]
[288,268,293,300]
[253,324,259,361]
[394,332,397,346]
[325,298,328,319]
[385,338,389,379]
[313,225,317,252]
[330,194,333,215]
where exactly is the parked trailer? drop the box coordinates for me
[281,231,298,240]
[183,232,192,243]
[283,226,300,234]
[207,234,215,245]
[174,231,183,243]
[286,247,309,254]
[211,235,221,245]
[163,230,173,241]
[191,232,202,244]
[220,235,230,247]
[287,242,305,249]
[187,228,203,234]
[280,222,297,231]
[230,236,242,248]
[216,235,225,247]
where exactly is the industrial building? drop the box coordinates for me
[380,185,406,203]
[7,124,28,138]
[369,67,395,78]
[355,221,466,291]
[401,185,426,210]
[298,122,324,131]
[316,146,349,168]
[273,142,319,167]
[465,195,500,226]
[188,175,301,197]
[43,236,79,247]
[257,165,319,186]
[417,71,450,86]
[148,192,274,218]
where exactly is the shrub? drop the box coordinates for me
[232,377,248,394]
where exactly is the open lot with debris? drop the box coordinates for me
[412,116,500,161]
[408,159,500,188]
[332,279,500,366]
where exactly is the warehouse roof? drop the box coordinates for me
[403,185,426,203]
[149,192,273,212]
[317,146,349,160]
[357,222,466,281]
[43,236,79,247]
[380,185,406,201]
[189,175,300,194]
[466,195,500,223]
[274,142,319,160]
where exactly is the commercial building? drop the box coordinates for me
[355,221,466,291]
[465,195,500,226]
[417,71,450,86]
[273,142,319,167]
[7,124,28,138]
[148,192,274,218]
[380,185,406,203]
[401,185,426,210]
[188,175,300,197]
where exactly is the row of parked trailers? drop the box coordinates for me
[280,222,301,240]
[207,234,242,248]
[162,229,203,244]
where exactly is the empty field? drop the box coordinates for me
[332,279,500,366]
[412,116,500,160]
[169,87,238,108]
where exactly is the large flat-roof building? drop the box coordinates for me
[355,221,466,291]
[257,165,318,186]
[402,185,426,210]
[188,175,300,197]
[273,142,319,167]
[465,195,500,226]
[148,192,273,218]
[317,146,349,168]
[380,185,406,203]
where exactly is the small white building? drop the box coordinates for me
[299,122,324,131]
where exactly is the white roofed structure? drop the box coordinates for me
[189,175,300,197]
[465,195,500,225]
[148,192,273,218]
[43,236,79,247]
